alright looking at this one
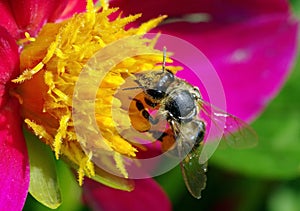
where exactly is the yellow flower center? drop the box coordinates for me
[12,0,179,185]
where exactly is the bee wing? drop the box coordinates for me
[166,119,207,199]
[198,100,258,164]
[180,145,207,199]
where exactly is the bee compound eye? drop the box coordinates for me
[157,70,175,87]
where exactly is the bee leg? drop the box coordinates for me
[144,97,159,108]
[149,129,176,152]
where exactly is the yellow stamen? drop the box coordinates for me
[17,32,36,45]
[13,0,180,186]
[54,114,71,159]
[137,15,167,35]
[24,119,53,145]
[100,0,108,10]
[114,152,128,178]
[25,32,36,42]
[12,62,44,83]
[78,152,94,186]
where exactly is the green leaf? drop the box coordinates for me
[61,155,135,192]
[268,184,300,211]
[211,53,300,180]
[24,129,62,209]
[290,0,300,19]
[55,161,83,211]
[155,165,188,203]
[23,160,83,211]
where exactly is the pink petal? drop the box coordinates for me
[0,0,89,38]
[112,0,297,121]
[0,1,19,39]
[0,25,29,211]
[48,0,89,22]
[83,178,171,211]
[157,15,298,121]
[0,99,30,210]
[0,26,20,108]
[47,0,69,22]
[110,0,290,22]
[8,0,61,36]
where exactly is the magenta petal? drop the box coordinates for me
[0,27,20,81]
[110,0,290,22]
[111,0,297,121]
[8,0,59,36]
[83,178,171,211]
[0,25,29,210]
[0,26,19,108]
[0,99,30,210]
[157,15,298,121]
[0,1,19,39]
[47,0,69,22]
[49,0,89,21]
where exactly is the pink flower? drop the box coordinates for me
[0,1,172,210]
[0,0,87,39]
[0,26,29,210]
[1,0,298,210]
[0,1,88,209]
[83,178,171,211]
[111,0,298,121]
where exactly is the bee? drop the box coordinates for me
[121,48,257,199]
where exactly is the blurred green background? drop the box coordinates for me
[23,1,300,210]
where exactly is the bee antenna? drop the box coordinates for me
[122,86,144,91]
[162,46,167,72]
